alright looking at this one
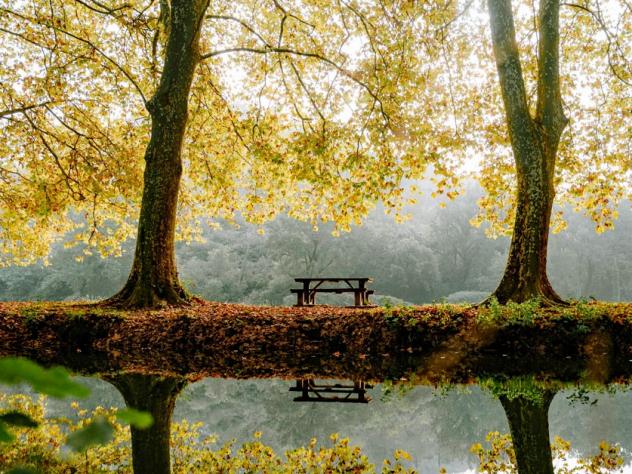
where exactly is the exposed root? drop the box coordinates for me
[102,277,191,309]
[478,285,570,308]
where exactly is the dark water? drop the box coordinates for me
[33,375,632,472]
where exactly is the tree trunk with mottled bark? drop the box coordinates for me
[107,0,210,308]
[487,0,568,304]
[499,391,556,474]
[105,374,186,474]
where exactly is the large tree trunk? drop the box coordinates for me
[487,0,568,304]
[493,145,562,304]
[107,0,210,308]
[105,374,186,474]
[499,391,556,474]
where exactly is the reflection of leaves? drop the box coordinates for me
[0,411,39,445]
[0,411,38,428]
[0,357,153,459]
[66,417,114,452]
[472,432,624,474]
[0,357,89,399]
[116,408,153,429]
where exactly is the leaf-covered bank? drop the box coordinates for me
[0,300,631,383]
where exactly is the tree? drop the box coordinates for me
[498,390,556,474]
[1,0,457,307]
[106,0,210,306]
[476,0,630,303]
[105,373,186,474]
[485,0,569,303]
[1,1,629,307]
[406,0,630,304]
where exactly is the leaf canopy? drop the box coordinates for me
[0,0,629,263]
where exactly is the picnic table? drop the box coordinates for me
[291,277,375,307]
[289,379,372,403]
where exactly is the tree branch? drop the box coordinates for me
[562,1,631,86]
[51,25,149,105]
[205,15,270,46]
[200,46,389,124]
[71,0,131,16]
[0,6,148,105]
[0,101,53,119]
[486,0,533,141]
[536,0,567,132]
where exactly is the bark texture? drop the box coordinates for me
[108,0,210,308]
[499,391,556,474]
[487,0,568,304]
[105,374,186,474]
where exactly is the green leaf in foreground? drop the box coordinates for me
[0,357,89,399]
[6,467,39,474]
[116,408,153,429]
[66,417,114,452]
[0,411,38,428]
[0,420,15,442]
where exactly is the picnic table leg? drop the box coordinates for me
[356,381,367,402]
[354,290,361,306]
[302,281,312,306]
[296,291,304,306]
[358,280,367,306]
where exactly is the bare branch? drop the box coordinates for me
[71,0,131,16]
[0,102,53,119]
[289,59,326,126]
[271,0,315,31]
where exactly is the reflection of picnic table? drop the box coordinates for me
[291,277,375,307]
[290,379,372,403]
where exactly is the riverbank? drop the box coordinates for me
[0,300,631,383]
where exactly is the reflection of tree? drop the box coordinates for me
[104,374,186,474]
[498,390,556,474]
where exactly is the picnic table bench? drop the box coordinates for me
[291,277,375,307]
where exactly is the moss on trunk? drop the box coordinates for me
[492,153,563,305]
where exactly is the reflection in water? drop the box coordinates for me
[104,374,186,474]
[100,376,615,473]
[498,389,556,474]
[2,373,630,473]
[290,379,373,403]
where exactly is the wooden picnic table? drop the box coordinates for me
[291,277,374,307]
[289,379,372,403]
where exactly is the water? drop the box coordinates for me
[21,374,632,472]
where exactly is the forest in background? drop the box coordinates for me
[2,184,630,306]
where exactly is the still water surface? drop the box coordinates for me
[39,376,632,472]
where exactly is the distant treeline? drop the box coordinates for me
[1,187,631,304]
